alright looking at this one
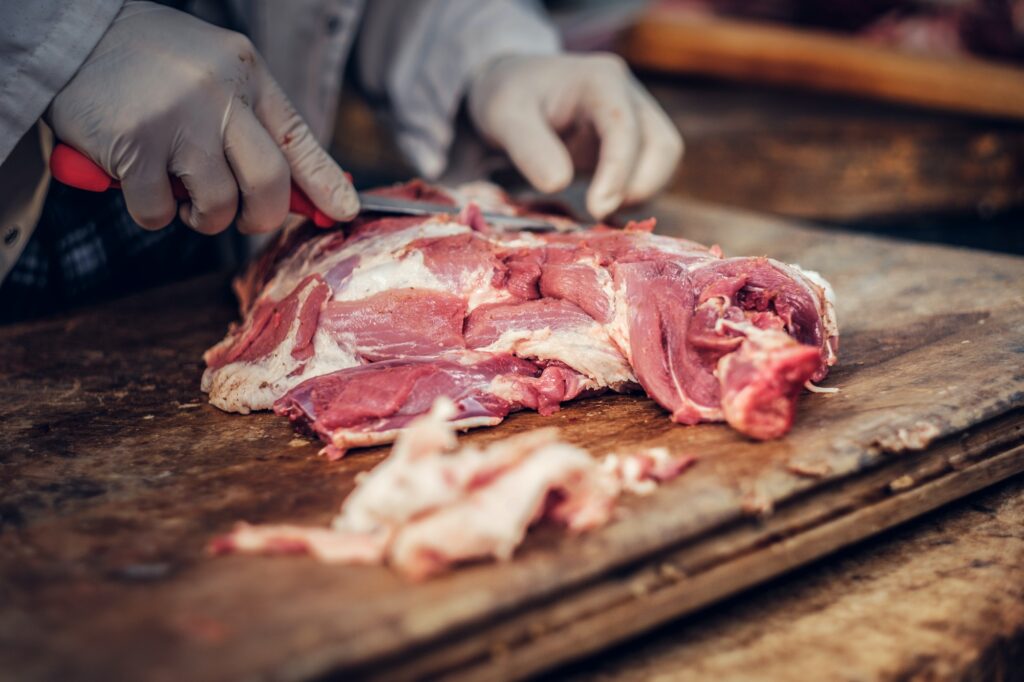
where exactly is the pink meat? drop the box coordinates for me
[497,363,590,416]
[212,402,695,580]
[407,233,504,289]
[463,298,597,348]
[500,250,544,300]
[205,275,326,371]
[292,279,331,361]
[615,261,722,423]
[717,326,824,440]
[538,262,611,322]
[274,354,542,457]
[320,290,466,361]
[202,180,838,450]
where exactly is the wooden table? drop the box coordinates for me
[554,473,1024,681]
[2,197,1023,681]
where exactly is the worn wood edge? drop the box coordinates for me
[618,9,1024,120]
[336,410,1024,682]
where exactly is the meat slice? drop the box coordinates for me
[273,354,542,458]
[202,180,839,447]
[465,298,634,391]
[614,260,723,424]
[538,261,612,323]
[407,232,505,295]
[320,289,466,361]
[717,321,822,440]
[464,298,598,348]
[212,400,694,580]
[202,275,336,413]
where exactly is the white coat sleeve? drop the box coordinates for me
[0,1,124,164]
[356,0,561,178]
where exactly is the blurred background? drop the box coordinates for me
[334,0,1024,254]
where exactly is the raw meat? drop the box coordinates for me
[202,181,838,455]
[211,400,696,580]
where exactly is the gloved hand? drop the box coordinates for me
[468,53,683,220]
[46,1,359,235]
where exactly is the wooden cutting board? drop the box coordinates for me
[618,7,1024,120]
[2,199,1023,681]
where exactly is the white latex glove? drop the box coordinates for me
[468,53,683,220]
[46,1,359,235]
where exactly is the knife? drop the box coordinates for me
[356,193,560,231]
[50,143,561,232]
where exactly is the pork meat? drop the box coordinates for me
[202,181,838,455]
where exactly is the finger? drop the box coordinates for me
[581,69,642,220]
[224,107,291,234]
[171,142,239,236]
[120,166,178,231]
[487,105,574,194]
[254,73,358,221]
[623,87,684,205]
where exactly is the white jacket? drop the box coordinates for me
[0,0,560,283]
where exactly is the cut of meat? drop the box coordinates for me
[716,320,824,439]
[211,400,696,579]
[320,289,466,361]
[202,180,839,451]
[539,261,613,322]
[614,260,720,424]
[273,354,542,458]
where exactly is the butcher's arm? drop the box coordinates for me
[0,1,123,166]
[355,0,561,178]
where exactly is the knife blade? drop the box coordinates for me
[356,193,564,232]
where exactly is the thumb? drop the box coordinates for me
[254,72,359,221]
[483,105,573,195]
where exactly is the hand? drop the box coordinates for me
[468,53,683,220]
[46,1,359,235]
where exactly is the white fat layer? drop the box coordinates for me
[328,416,503,452]
[716,318,795,350]
[264,220,469,304]
[460,263,513,311]
[606,277,634,364]
[479,325,634,388]
[205,282,360,414]
[302,326,360,379]
[336,251,444,301]
[325,219,515,311]
[206,295,309,413]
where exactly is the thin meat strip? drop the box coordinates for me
[211,400,695,580]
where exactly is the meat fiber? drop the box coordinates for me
[211,400,695,579]
[202,181,838,456]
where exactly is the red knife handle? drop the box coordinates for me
[50,143,336,228]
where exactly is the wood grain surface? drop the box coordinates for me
[1,199,1023,681]
[618,8,1024,120]
[552,472,1024,681]
[643,81,1024,226]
